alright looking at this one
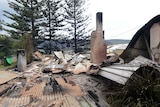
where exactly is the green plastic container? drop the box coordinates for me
[6,57,12,65]
[4,57,12,66]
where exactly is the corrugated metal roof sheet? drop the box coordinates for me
[0,94,81,107]
[98,56,158,85]
[21,81,46,97]
[0,96,30,107]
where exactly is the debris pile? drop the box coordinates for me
[0,51,110,107]
[41,51,100,75]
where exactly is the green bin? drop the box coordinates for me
[4,57,12,66]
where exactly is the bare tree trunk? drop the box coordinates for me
[74,0,77,53]
[48,0,52,54]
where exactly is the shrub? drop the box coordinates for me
[0,36,13,59]
[19,33,34,63]
[107,66,160,107]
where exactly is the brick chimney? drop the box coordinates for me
[90,12,107,64]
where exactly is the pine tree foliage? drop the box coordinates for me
[3,0,90,52]
[64,0,90,52]
[39,0,65,40]
[0,20,3,31]
[3,0,42,39]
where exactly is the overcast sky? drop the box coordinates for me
[1,0,160,40]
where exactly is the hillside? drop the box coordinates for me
[105,39,130,45]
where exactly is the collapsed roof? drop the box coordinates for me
[120,15,160,63]
[99,15,160,85]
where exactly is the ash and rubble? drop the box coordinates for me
[0,12,123,107]
[0,51,113,107]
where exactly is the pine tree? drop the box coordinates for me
[0,20,3,31]
[40,0,64,40]
[64,0,90,53]
[3,0,42,40]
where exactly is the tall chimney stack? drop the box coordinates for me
[90,12,107,64]
[96,12,103,31]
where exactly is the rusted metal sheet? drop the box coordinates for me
[0,70,19,84]
[64,95,81,107]
[55,77,84,96]
[0,83,81,107]
[0,96,30,107]
[21,81,46,97]
[0,95,81,107]
[36,95,81,107]
[98,56,157,85]
[38,91,81,107]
